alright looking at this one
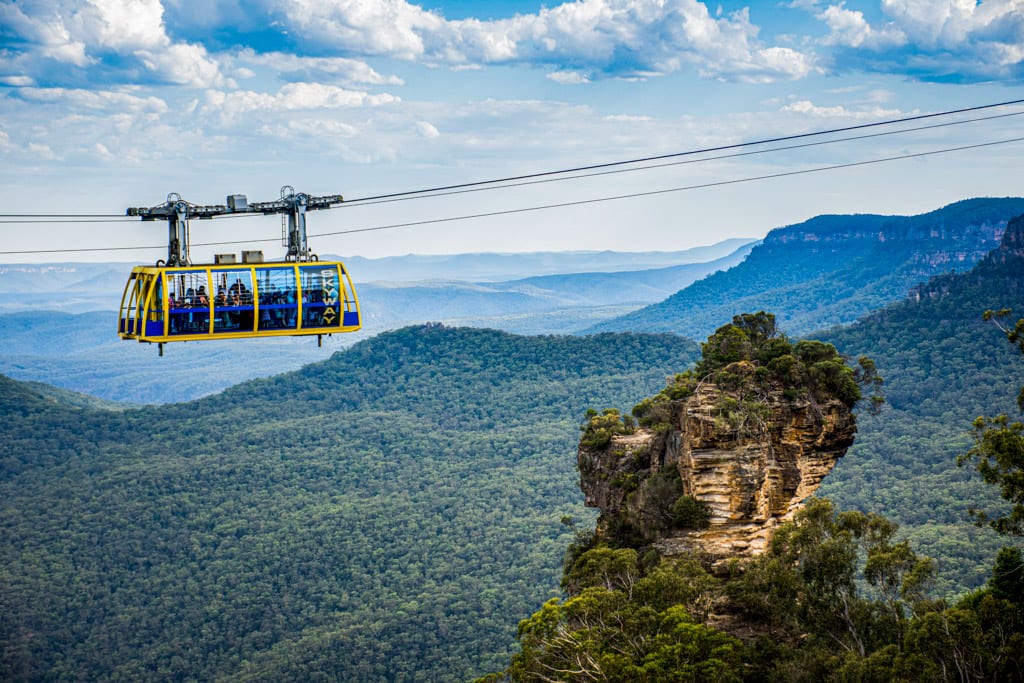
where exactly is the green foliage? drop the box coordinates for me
[696,323,756,376]
[695,311,780,376]
[0,326,700,682]
[671,495,711,530]
[579,408,635,450]
[631,373,695,429]
[494,497,1024,682]
[958,309,1024,536]
[730,499,931,653]
[562,547,639,595]
[819,232,1024,597]
[691,312,877,415]
[726,499,1024,681]
[505,568,743,682]
[960,414,1024,535]
[989,546,1024,605]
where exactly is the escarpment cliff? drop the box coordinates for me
[910,211,1024,302]
[578,313,871,566]
[588,196,1024,338]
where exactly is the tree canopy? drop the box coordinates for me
[959,309,1024,536]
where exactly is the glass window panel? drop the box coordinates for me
[212,269,254,333]
[255,267,297,330]
[123,274,140,327]
[166,270,210,335]
[151,276,163,315]
[300,265,341,328]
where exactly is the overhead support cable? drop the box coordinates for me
[338,98,1024,205]
[308,135,1024,239]
[338,110,1024,208]
[0,134,1019,257]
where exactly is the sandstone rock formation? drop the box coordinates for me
[579,365,858,565]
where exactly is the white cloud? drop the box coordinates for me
[75,0,168,50]
[27,142,56,159]
[136,43,226,88]
[0,2,92,66]
[880,0,987,47]
[603,114,653,123]
[817,5,905,49]
[547,70,591,84]
[259,119,361,139]
[6,0,1023,94]
[810,0,1024,81]
[0,76,36,86]
[41,40,92,66]
[3,0,227,88]
[234,49,405,86]
[204,82,400,122]
[275,0,816,82]
[780,99,904,119]
[285,0,444,61]
[416,121,440,138]
[17,87,169,112]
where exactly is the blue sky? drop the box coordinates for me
[1,0,1023,262]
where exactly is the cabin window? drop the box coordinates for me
[300,265,341,328]
[255,267,298,330]
[149,277,163,320]
[119,273,141,334]
[166,270,211,335]
[213,269,254,333]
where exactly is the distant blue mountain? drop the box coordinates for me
[334,237,756,282]
[355,240,756,333]
[586,197,1024,339]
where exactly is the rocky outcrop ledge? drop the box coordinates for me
[579,372,857,564]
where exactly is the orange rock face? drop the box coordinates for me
[578,380,857,563]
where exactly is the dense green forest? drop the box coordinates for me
[0,328,699,681]
[485,497,1024,682]
[819,218,1024,597]
[590,197,1024,339]
[484,294,1024,681]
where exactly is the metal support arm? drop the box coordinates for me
[128,186,343,265]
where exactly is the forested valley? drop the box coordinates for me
[0,329,700,681]
[3,206,1024,681]
[819,231,1024,596]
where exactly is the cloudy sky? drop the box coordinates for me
[1,0,1023,263]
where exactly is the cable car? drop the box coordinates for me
[118,187,361,354]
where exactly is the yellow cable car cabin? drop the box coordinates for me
[119,188,361,353]
[119,260,361,346]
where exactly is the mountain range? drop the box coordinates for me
[588,197,1024,339]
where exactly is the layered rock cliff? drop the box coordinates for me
[911,211,1024,301]
[587,196,1024,338]
[578,313,867,566]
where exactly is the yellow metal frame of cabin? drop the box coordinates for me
[118,262,361,344]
